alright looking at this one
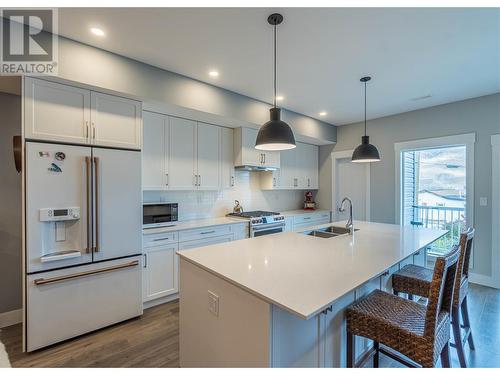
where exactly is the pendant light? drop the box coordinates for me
[255,13,296,151]
[352,76,381,163]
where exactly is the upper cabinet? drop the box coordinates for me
[234,127,280,169]
[90,92,142,149]
[24,77,142,150]
[142,112,222,191]
[220,127,235,189]
[261,142,319,190]
[142,111,167,190]
[24,77,91,145]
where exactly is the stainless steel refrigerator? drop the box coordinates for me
[25,141,142,351]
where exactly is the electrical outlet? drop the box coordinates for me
[480,197,488,206]
[208,290,219,317]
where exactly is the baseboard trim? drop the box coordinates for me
[469,272,499,289]
[0,309,22,328]
[143,294,179,310]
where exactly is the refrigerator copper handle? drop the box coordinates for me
[33,260,139,286]
[85,156,91,253]
[93,156,100,253]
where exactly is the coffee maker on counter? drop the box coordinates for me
[303,191,316,210]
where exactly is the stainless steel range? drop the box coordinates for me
[227,210,285,237]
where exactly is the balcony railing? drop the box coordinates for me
[411,205,465,256]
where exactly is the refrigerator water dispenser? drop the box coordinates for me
[39,207,83,263]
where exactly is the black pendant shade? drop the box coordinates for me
[352,76,381,163]
[255,13,296,151]
[352,135,381,163]
[255,108,296,150]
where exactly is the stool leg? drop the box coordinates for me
[461,296,475,350]
[440,342,451,368]
[347,332,355,368]
[373,341,379,368]
[452,307,467,368]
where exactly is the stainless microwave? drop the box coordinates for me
[143,203,178,228]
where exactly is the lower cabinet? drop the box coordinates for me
[143,243,179,302]
[142,223,248,304]
[178,234,234,250]
[292,212,331,231]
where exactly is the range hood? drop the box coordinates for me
[234,165,278,172]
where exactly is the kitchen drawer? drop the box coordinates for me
[143,230,178,247]
[178,234,234,250]
[293,212,330,226]
[27,256,142,351]
[178,224,232,243]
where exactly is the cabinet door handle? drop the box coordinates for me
[273,177,276,187]
[85,121,89,140]
[263,153,266,164]
[166,173,169,186]
[143,254,147,268]
[200,230,216,235]
[198,175,201,187]
[92,123,96,140]
[153,237,172,242]
[308,178,310,187]
[231,176,234,186]
[194,174,198,186]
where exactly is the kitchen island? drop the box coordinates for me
[177,221,446,367]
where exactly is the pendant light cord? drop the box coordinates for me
[273,23,277,108]
[364,80,367,136]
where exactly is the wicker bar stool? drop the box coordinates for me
[392,228,475,367]
[346,245,461,368]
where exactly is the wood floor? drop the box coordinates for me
[0,301,179,367]
[1,283,499,368]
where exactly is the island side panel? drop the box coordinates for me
[179,258,272,367]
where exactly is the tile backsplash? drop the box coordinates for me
[143,171,309,221]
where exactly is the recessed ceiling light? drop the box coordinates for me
[90,27,105,37]
[276,95,284,101]
[319,111,327,117]
[208,70,219,77]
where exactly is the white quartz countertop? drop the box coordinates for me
[142,217,248,234]
[178,221,447,320]
[281,209,331,217]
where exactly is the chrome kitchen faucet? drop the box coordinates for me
[339,197,354,235]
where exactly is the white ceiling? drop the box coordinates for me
[56,8,500,125]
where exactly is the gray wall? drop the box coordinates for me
[0,91,22,314]
[54,35,336,143]
[330,93,500,277]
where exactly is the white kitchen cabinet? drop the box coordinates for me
[24,77,142,149]
[292,211,331,231]
[196,122,220,190]
[168,116,197,190]
[297,143,319,189]
[178,234,234,250]
[143,243,179,302]
[24,77,91,145]
[234,127,280,169]
[221,127,235,189]
[142,111,167,190]
[90,91,142,149]
[261,142,318,190]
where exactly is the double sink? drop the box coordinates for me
[304,226,359,239]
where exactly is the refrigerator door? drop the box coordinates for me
[92,147,142,262]
[26,142,93,273]
[26,256,143,351]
